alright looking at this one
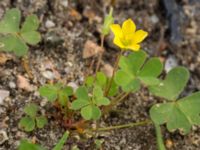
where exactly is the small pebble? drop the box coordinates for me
[45,20,55,28]
[165,55,178,72]
[60,0,68,7]
[8,81,16,89]
[150,15,159,24]
[0,130,8,145]
[67,82,78,91]
[0,90,10,105]
[42,71,55,80]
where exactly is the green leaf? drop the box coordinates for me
[95,97,110,106]
[0,8,20,33]
[139,77,160,86]
[20,15,40,45]
[53,131,69,150]
[81,105,101,120]
[96,72,107,87]
[102,7,114,35]
[71,100,90,110]
[21,31,41,45]
[19,116,35,132]
[114,70,133,87]
[21,15,39,32]
[119,51,147,75]
[85,76,94,87]
[122,78,141,92]
[24,103,38,118]
[58,86,73,106]
[95,139,104,149]
[58,90,68,106]
[108,80,118,97]
[138,58,163,77]
[63,86,73,96]
[18,140,46,150]
[150,92,200,134]
[93,86,103,98]
[75,86,89,100]
[36,116,47,128]
[39,84,58,102]
[149,67,189,101]
[0,35,28,56]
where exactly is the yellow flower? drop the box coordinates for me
[110,19,148,51]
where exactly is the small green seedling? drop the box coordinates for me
[19,103,47,132]
[94,139,104,149]
[71,86,110,120]
[18,131,69,150]
[0,8,41,56]
[53,131,69,150]
[39,83,73,107]
[18,139,46,150]
[85,71,118,97]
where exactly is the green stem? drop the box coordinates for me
[112,92,129,106]
[95,35,105,74]
[104,50,123,96]
[95,120,152,131]
[155,124,166,150]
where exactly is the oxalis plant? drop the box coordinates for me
[4,7,198,150]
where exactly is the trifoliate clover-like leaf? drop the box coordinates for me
[115,50,163,92]
[0,8,41,56]
[81,105,101,120]
[0,8,20,33]
[24,103,38,118]
[36,116,47,128]
[19,116,35,132]
[150,92,200,134]
[149,67,189,101]
[39,84,73,106]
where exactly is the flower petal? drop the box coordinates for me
[122,19,136,35]
[127,43,140,51]
[110,24,123,38]
[113,37,125,49]
[133,30,148,43]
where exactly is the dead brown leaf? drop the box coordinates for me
[0,53,13,65]
[101,63,113,78]
[17,75,33,91]
[83,40,104,59]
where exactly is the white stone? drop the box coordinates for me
[0,90,10,105]
[45,20,55,28]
